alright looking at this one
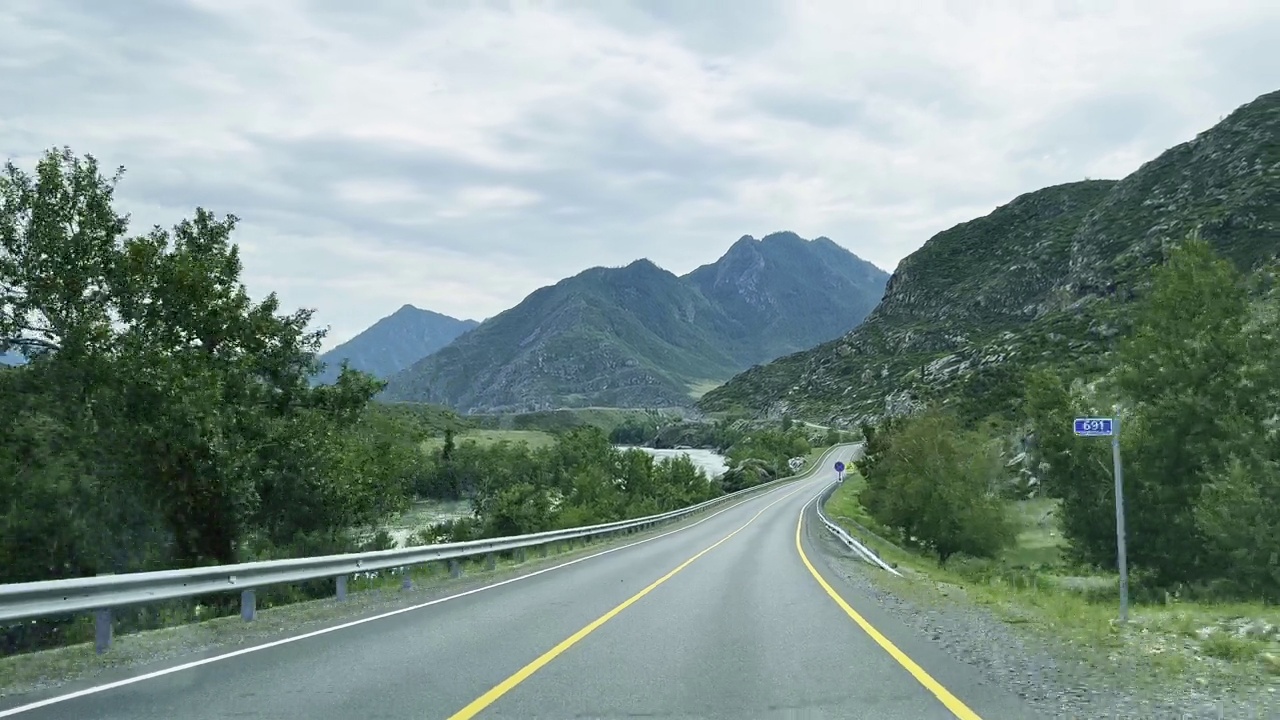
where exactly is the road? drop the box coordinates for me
[2,447,1041,719]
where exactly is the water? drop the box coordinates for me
[617,445,729,479]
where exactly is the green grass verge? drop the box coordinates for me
[823,473,1280,689]
[803,446,833,470]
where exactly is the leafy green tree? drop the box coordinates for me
[1194,452,1280,599]
[860,409,1016,562]
[1,148,415,575]
[854,417,897,480]
[481,482,556,536]
[1110,235,1260,585]
[725,427,810,479]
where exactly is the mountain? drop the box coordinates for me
[700,89,1280,424]
[380,234,888,412]
[685,232,889,364]
[314,305,478,384]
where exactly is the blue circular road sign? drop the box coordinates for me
[834,461,845,473]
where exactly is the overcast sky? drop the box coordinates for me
[3,0,1277,349]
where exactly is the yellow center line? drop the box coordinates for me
[446,481,813,720]
[795,487,985,720]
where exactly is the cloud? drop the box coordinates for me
[2,0,1277,348]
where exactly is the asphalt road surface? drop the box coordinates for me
[3,447,1041,719]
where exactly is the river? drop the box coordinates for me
[385,446,730,547]
[616,445,729,479]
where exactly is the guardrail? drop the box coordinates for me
[0,444,851,654]
[813,479,903,577]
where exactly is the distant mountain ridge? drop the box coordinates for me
[699,88,1280,424]
[380,232,889,412]
[686,233,888,364]
[314,305,478,384]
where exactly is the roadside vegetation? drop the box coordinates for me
[837,235,1280,687]
[0,148,847,660]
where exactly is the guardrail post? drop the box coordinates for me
[240,590,256,622]
[401,568,412,590]
[336,575,347,602]
[515,547,526,563]
[485,553,496,571]
[540,543,550,557]
[94,609,112,654]
[449,559,462,578]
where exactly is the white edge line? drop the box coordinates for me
[0,450,844,718]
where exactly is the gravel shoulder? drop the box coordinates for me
[814,509,1279,718]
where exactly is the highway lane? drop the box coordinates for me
[4,446,1040,719]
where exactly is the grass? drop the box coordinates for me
[803,445,834,470]
[420,429,556,452]
[823,472,1280,690]
[687,379,723,399]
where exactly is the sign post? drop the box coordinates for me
[1073,416,1129,623]
[834,460,845,482]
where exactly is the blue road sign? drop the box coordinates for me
[1074,417,1115,437]
[834,461,845,473]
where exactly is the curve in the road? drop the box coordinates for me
[3,445,1041,719]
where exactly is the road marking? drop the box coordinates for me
[446,481,814,720]
[795,489,984,720]
[0,462,843,720]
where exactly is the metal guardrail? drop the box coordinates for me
[0,444,851,654]
[814,479,903,577]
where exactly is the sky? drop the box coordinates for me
[2,0,1278,350]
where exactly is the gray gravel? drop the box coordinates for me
[816,535,1280,719]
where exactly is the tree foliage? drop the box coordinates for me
[858,408,1017,563]
[417,427,724,540]
[1021,235,1280,599]
[0,149,420,592]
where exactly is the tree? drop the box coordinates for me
[0,148,415,576]
[855,417,897,480]
[1110,235,1260,585]
[1194,452,1280,600]
[860,408,1016,563]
